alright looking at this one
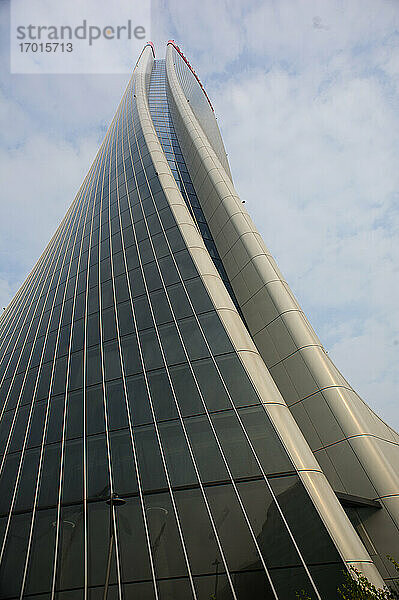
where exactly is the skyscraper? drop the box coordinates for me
[0,41,398,599]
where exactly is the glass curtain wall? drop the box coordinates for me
[0,51,345,599]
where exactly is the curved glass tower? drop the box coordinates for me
[0,42,398,599]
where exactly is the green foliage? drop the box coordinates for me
[295,590,312,600]
[294,556,399,599]
[338,566,395,599]
[388,556,399,575]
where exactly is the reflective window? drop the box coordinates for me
[178,317,209,361]
[15,448,40,512]
[126,373,152,425]
[62,438,83,504]
[135,424,166,491]
[158,322,186,365]
[0,513,30,596]
[184,415,229,482]
[169,362,203,416]
[238,406,293,475]
[0,55,344,599]
[86,385,105,435]
[106,380,129,430]
[66,390,83,439]
[87,435,109,499]
[24,508,57,594]
[216,354,260,407]
[38,443,61,507]
[211,411,262,478]
[110,430,138,495]
[116,496,152,583]
[144,492,189,579]
[268,475,342,565]
[192,358,230,411]
[205,483,260,571]
[55,505,85,590]
[147,369,177,421]
[27,401,46,447]
[158,420,197,487]
[139,329,163,371]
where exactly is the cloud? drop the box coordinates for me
[155,0,246,73]
[243,0,399,67]
[0,0,398,431]
[0,278,12,311]
[204,2,399,428]
[329,316,399,429]
[0,127,99,303]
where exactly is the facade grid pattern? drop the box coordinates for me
[0,51,347,599]
[147,60,241,315]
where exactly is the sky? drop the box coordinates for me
[0,0,398,429]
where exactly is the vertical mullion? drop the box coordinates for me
[146,63,282,598]
[0,183,88,490]
[0,247,50,350]
[122,71,197,599]
[50,138,108,598]
[0,202,82,569]
[17,152,97,599]
[112,80,160,600]
[137,62,241,600]
[145,59,322,600]
[96,99,121,596]
[0,210,76,412]
[104,100,125,599]
[125,72,198,600]
[170,56,324,600]
[82,120,116,600]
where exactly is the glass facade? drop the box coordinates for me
[0,48,345,599]
[148,60,242,316]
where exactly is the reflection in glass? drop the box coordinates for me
[25,508,57,594]
[0,512,30,596]
[169,363,203,416]
[88,502,116,588]
[55,505,84,590]
[205,483,259,572]
[174,488,224,575]
[110,430,138,495]
[269,475,342,565]
[144,492,188,579]
[211,412,261,479]
[184,415,228,482]
[192,358,230,411]
[158,420,197,487]
[147,369,177,421]
[116,496,152,583]
[236,479,301,568]
[238,406,292,475]
[135,425,167,491]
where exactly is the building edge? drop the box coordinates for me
[163,42,399,586]
[133,44,384,586]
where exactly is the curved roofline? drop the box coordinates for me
[167,40,214,112]
[146,41,155,57]
[134,42,155,69]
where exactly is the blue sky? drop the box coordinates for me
[1,0,398,428]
